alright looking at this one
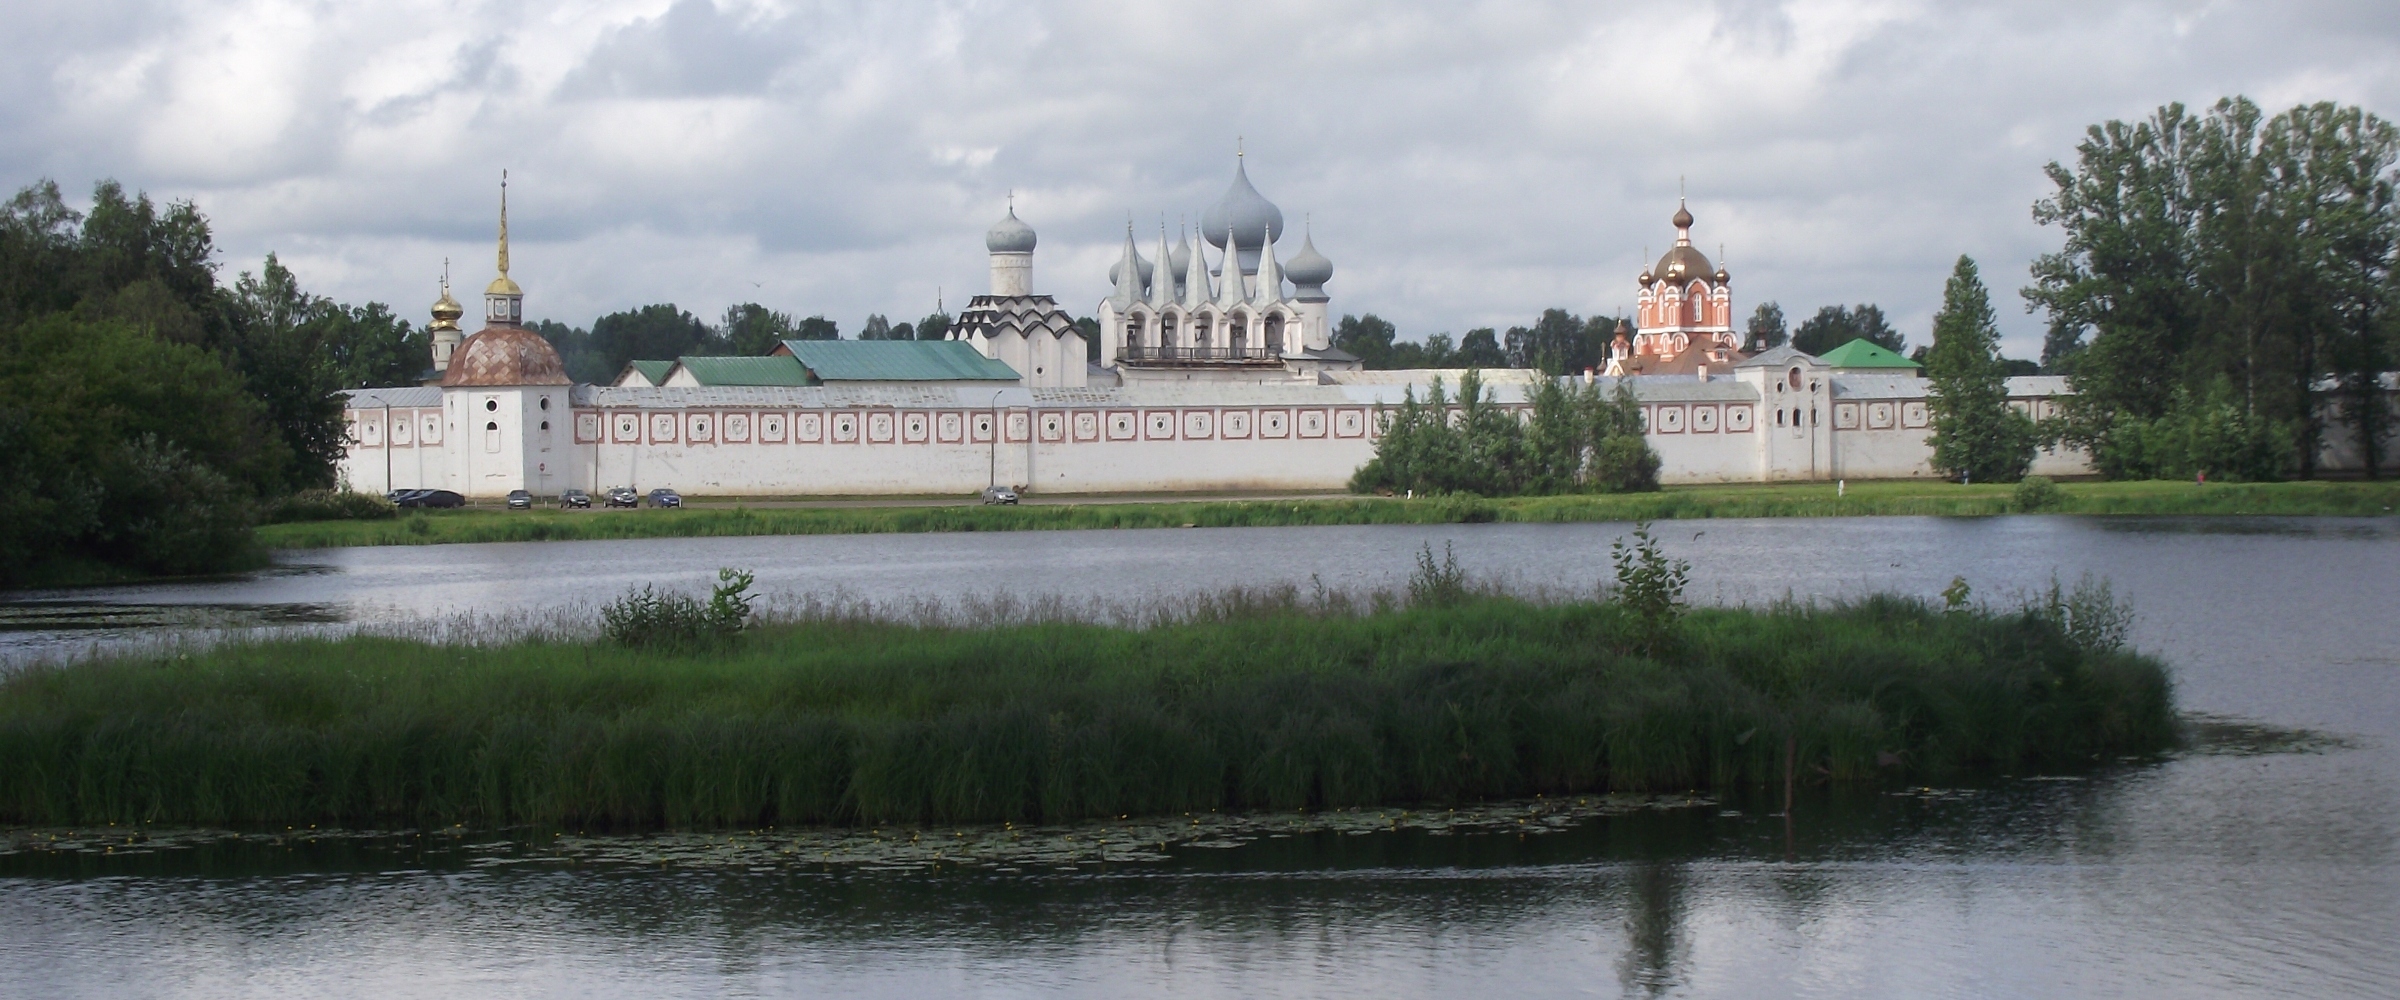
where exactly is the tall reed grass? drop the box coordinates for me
[0,578,2176,831]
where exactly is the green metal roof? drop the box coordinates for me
[671,355,813,386]
[623,360,675,385]
[1816,339,1920,369]
[775,339,1021,382]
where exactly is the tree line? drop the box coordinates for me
[2029,96,2397,481]
[0,179,417,584]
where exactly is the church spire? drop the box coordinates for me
[1214,223,1249,307]
[483,170,524,326]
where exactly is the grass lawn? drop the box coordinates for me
[259,478,2400,550]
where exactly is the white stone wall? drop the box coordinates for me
[340,374,2112,498]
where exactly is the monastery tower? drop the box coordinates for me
[1615,199,1745,376]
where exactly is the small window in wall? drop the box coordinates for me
[486,398,499,411]
[540,421,550,431]
[484,420,501,453]
[539,397,551,410]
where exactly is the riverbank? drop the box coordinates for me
[257,478,2400,549]
[0,591,2175,830]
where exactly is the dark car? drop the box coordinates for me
[647,488,682,508]
[506,489,533,510]
[387,488,425,505]
[412,489,466,509]
[559,489,592,509]
[604,487,639,508]
[980,485,1018,505]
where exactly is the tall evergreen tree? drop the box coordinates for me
[1925,256,2037,483]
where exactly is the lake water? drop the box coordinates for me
[3,516,2395,997]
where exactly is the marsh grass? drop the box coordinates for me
[252,479,2400,551]
[0,569,2177,831]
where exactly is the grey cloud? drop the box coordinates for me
[557,0,804,99]
[6,0,2400,360]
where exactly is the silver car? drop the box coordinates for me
[981,485,1018,505]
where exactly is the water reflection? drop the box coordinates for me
[1,514,2395,996]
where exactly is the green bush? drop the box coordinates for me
[601,568,754,651]
[2013,475,2062,511]
[264,488,398,524]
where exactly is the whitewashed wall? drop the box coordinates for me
[340,374,2106,498]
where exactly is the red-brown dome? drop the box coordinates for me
[442,325,571,387]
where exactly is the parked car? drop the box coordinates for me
[506,489,533,510]
[559,488,592,509]
[604,487,639,508]
[646,488,682,508]
[980,485,1018,505]
[387,488,426,505]
[413,489,467,509]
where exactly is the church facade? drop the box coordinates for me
[340,168,2129,499]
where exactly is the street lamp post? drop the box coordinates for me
[989,389,1003,490]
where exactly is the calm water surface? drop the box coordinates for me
[2,516,2395,998]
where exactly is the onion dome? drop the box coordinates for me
[1654,244,1714,286]
[1714,266,1730,283]
[1107,250,1154,287]
[1285,230,1333,298]
[1638,268,1655,287]
[442,327,570,387]
[1672,203,1694,229]
[429,281,464,331]
[1200,156,1285,274]
[986,206,1037,253]
[1169,228,1191,277]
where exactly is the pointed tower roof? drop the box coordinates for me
[1181,223,1214,308]
[1213,225,1250,308]
[1107,223,1146,310]
[1254,225,1285,305]
[487,171,521,296]
[1149,223,1178,309]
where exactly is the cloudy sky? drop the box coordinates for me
[8,0,2400,357]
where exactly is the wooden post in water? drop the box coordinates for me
[1783,733,1797,858]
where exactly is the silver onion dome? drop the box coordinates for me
[1284,231,1333,297]
[1200,158,1285,274]
[985,207,1036,254]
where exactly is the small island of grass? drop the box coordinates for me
[0,548,2175,831]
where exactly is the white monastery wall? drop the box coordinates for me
[340,374,2109,498]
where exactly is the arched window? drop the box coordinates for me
[1228,312,1248,357]
[1159,315,1177,353]
[1125,319,1143,354]
[1265,313,1285,354]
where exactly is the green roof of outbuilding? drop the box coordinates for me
[671,355,813,386]
[624,359,675,385]
[775,339,1021,382]
[1816,339,1920,369]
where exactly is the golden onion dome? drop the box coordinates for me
[486,274,523,296]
